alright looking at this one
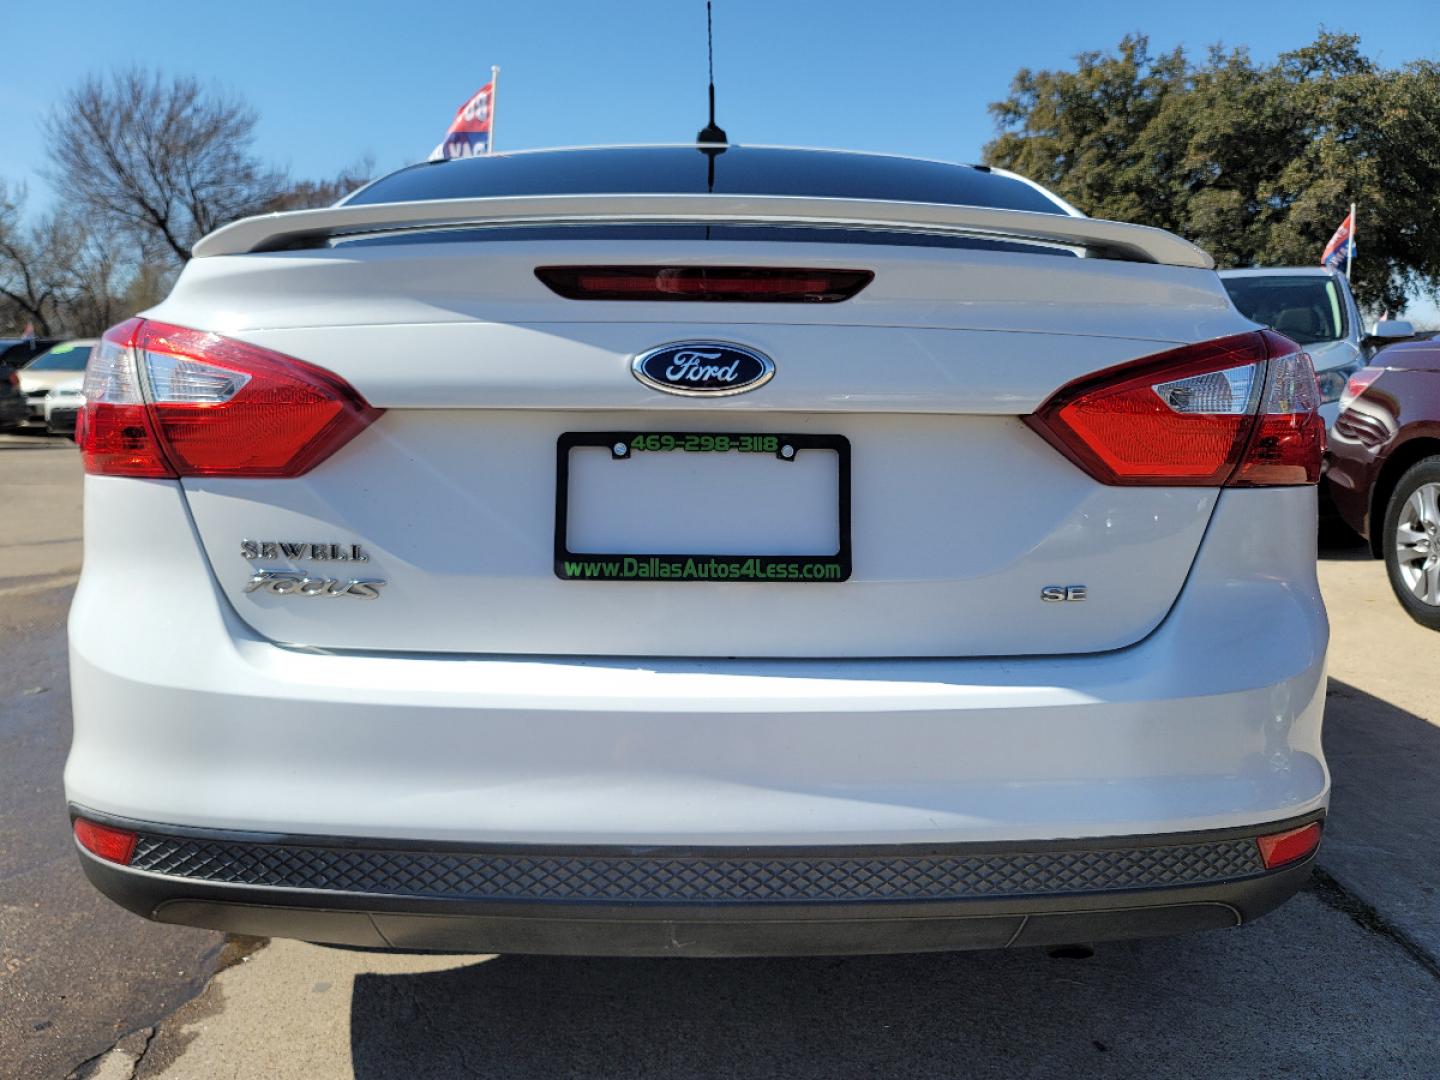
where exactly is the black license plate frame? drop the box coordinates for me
[554,431,851,583]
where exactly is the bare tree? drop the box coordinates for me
[57,219,127,335]
[44,68,287,263]
[13,69,380,336]
[263,157,375,213]
[0,180,162,337]
[0,183,64,335]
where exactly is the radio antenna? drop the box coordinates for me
[695,1,728,145]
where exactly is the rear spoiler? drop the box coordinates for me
[191,193,1214,269]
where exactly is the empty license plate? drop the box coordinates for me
[555,432,851,582]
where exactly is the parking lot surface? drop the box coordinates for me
[3,431,1438,1078]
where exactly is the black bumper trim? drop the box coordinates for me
[122,831,1269,905]
[71,808,1322,956]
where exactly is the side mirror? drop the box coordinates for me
[1371,320,1415,341]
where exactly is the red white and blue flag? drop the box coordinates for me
[430,81,495,161]
[1321,209,1355,271]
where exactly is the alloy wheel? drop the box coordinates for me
[1395,480,1440,606]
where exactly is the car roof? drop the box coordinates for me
[345,144,1077,217]
[0,337,59,358]
[1217,267,1339,279]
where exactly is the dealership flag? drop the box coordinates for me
[429,69,500,161]
[1321,205,1356,275]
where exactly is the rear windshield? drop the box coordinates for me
[1222,276,1347,346]
[347,146,1070,216]
[27,344,92,371]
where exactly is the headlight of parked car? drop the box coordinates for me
[1316,360,1366,405]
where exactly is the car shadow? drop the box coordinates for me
[341,684,1440,1080]
[342,895,1437,1079]
[1320,678,1440,957]
[1317,521,1370,561]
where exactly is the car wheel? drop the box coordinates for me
[1383,456,1440,631]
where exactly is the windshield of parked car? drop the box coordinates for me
[1222,276,1347,346]
[27,345,92,371]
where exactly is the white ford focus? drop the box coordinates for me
[66,146,1328,956]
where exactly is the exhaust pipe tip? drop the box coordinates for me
[1046,943,1095,960]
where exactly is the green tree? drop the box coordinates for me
[984,32,1440,313]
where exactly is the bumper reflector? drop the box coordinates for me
[74,819,138,865]
[1255,822,1322,869]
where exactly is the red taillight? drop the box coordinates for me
[1338,366,1383,412]
[535,266,874,303]
[79,319,381,478]
[73,818,138,865]
[1256,821,1322,869]
[1025,330,1322,487]
[77,319,171,477]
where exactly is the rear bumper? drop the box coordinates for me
[1324,442,1377,543]
[66,477,1329,954]
[0,393,25,428]
[45,406,78,434]
[73,809,1321,956]
[65,479,1330,848]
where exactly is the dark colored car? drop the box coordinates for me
[1327,337,1440,630]
[0,361,25,430]
[0,338,56,430]
[0,337,62,369]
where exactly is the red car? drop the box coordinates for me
[1327,336,1440,630]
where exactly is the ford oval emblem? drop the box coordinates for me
[631,342,775,397]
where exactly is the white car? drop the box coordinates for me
[18,339,95,420]
[1218,267,1404,431]
[66,146,1328,957]
[43,375,85,435]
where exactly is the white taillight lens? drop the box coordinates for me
[83,331,145,406]
[143,351,252,404]
[78,320,172,477]
[78,319,380,478]
[1152,365,1260,415]
[1230,347,1323,487]
[1260,351,1321,415]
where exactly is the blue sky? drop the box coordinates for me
[3,0,1438,313]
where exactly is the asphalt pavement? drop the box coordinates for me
[2,430,1438,1079]
[0,435,226,1079]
